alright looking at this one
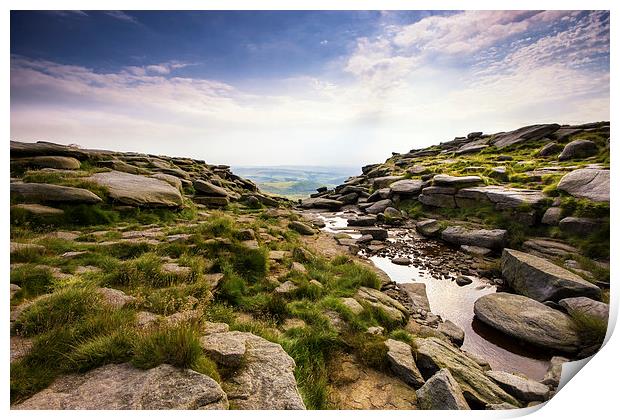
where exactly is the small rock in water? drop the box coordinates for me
[455,275,473,286]
[391,257,411,266]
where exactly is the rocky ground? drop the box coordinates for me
[9,122,610,410]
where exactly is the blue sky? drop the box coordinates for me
[10,10,610,166]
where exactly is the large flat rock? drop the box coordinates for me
[474,293,582,353]
[486,370,549,403]
[89,170,183,207]
[11,182,102,204]
[557,168,609,202]
[12,156,81,170]
[491,124,560,149]
[501,249,601,302]
[456,186,546,209]
[299,197,343,210]
[385,339,425,388]
[441,226,507,250]
[13,363,228,409]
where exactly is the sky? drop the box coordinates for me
[10,10,610,167]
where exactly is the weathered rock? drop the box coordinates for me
[558,139,598,161]
[10,140,109,160]
[538,142,563,156]
[441,226,507,250]
[193,196,229,207]
[341,297,364,315]
[385,339,425,388]
[299,197,343,210]
[389,179,423,195]
[556,169,609,202]
[200,331,247,367]
[522,238,579,258]
[415,219,441,237]
[290,261,307,274]
[193,179,229,197]
[11,182,102,204]
[391,257,410,265]
[89,171,182,207]
[366,199,394,214]
[11,203,64,216]
[366,188,391,202]
[10,242,45,255]
[559,217,603,236]
[10,283,21,299]
[222,332,305,409]
[97,287,136,309]
[501,249,601,301]
[486,371,550,403]
[418,188,456,208]
[289,221,315,235]
[13,363,228,409]
[416,368,470,410]
[456,186,546,209]
[355,287,407,323]
[559,297,609,323]
[347,215,377,227]
[101,159,150,175]
[274,281,298,295]
[10,336,33,363]
[372,176,405,190]
[433,174,482,188]
[491,124,560,149]
[150,173,183,190]
[541,356,569,388]
[438,320,465,346]
[358,227,388,241]
[541,207,562,225]
[460,245,491,257]
[474,293,582,353]
[383,207,402,219]
[13,155,82,170]
[413,337,520,407]
[400,283,431,312]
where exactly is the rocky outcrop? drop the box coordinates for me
[389,179,424,195]
[385,339,425,388]
[501,249,601,302]
[474,293,582,353]
[455,185,546,209]
[289,221,316,235]
[12,156,81,170]
[89,171,183,207]
[355,287,408,323]
[413,337,520,407]
[11,182,102,204]
[300,197,343,210]
[13,363,228,409]
[441,226,507,250]
[559,217,603,236]
[558,297,609,323]
[491,124,560,149]
[557,168,609,202]
[558,139,598,161]
[416,369,470,410]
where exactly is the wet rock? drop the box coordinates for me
[413,337,520,407]
[391,257,410,265]
[559,217,603,236]
[358,227,388,240]
[491,123,560,149]
[288,220,315,235]
[416,368,470,410]
[438,320,465,346]
[356,234,374,244]
[366,199,394,214]
[389,179,423,195]
[347,215,377,226]
[89,171,182,207]
[455,276,474,286]
[223,332,305,409]
[558,139,598,161]
[11,182,102,204]
[474,293,581,353]
[441,226,507,250]
[385,339,425,388]
[559,297,609,323]
[486,371,550,403]
[416,219,441,237]
[460,245,491,257]
[557,168,609,202]
[13,363,228,409]
[501,248,601,301]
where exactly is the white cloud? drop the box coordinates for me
[104,11,139,24]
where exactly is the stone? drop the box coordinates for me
[486,371,550,402]
[358,227,388,240]
[385,339,425,388]
[366,188,391,202]
[522,238,579,258]
[366,326,384,335]
[558,297,609,323]
[10,336,34,363]
[456,186,546,209]
[222,332,305,409]
[491,124,560,149]
[203,322,230,335]
[347,215,377,227]
[97,287,136,309]
[341,297,364,315]
[282,318,307,330]
[10,140,107,160]
[269,250,290,261]
[275,281,298,295]
[366,199,394,214]
[383,207,402,219]
[11,182,102,204]
[556,169,609,202]
[194,196,229,207]
[416,219,441,237]
[418,190,456,208]
[13,363,228,409]
[501,249,601,302]
[541,356,569,388]
[438,320,465,346]
[441,226,507,250]
[299,197,343,210]
[89,171,182,207]
[289,221,315,235]
[161,262,192,277]
[200,331,247,367]
[135,311,159,329]
[538,142,563,157]
[460,245,491,257]
[389,179,423,195]
[455,276,473,287]
[413,337,520,407]
[10,242,45,255]
[101,159,149,175]
[290,261,307,274]
[474,293,581,353]
[559,217,603,236]
[150,173,183,190]
[12,155,81,170]
[166,233,192,243]
[541,207,562,225]
[193,179,229,196]
[10,284,21,299]
[558,139,598,161]
[11,203,65,218]
[355,287,407,323]
[433,174,482,188]
[391,257,410,265]
[400,282,431,312]
[416,369,470,410]
[372,176,405,190]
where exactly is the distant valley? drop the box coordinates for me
[233,166,357,199]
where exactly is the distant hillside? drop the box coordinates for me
[233,166,356,199]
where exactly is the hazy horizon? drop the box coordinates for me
[11,10,610,167]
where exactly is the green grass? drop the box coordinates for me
[10,265,55,300]
[571,310,608,348]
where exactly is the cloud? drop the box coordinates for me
[104,11,139,24]
[10,11,609,166]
